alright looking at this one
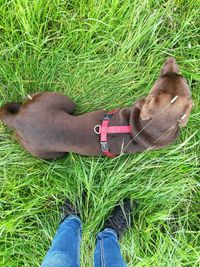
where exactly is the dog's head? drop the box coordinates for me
[138,57,193,127]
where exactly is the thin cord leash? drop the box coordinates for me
[145,123,178,151]
[120,95,180,154]
[119,123,179,157]
[145,102,189,150]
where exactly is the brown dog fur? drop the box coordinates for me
[0,58,193,159]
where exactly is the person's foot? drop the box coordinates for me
[60,191,87,222]
[60,198,80,223]
[103,199,132,238]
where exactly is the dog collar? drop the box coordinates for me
[94,110,131,158]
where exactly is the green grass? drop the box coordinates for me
[0,0,199,266]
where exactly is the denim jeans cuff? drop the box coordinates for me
[101,228,118,239]
[65,215,82,224]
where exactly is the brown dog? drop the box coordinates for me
[0,58,193,159]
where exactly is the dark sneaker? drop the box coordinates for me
[60,198,80,223]
[60,191,87,223]
[103,199,132,238]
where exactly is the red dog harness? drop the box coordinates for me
[94,110,131,158]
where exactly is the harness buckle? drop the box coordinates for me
[104,113,113,120]
[100,141,109,151]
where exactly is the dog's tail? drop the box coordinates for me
[0,102,21,128]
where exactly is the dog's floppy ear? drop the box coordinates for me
[178,100,193,127]
[140,94,158,121]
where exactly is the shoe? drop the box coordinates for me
[60,198,80,223]
[103,199,132,238]
[60,191,87,223]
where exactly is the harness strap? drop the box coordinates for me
[96,110,131,158]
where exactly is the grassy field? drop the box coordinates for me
[0,0,199,266]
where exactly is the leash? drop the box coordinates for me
[94,110,131,158]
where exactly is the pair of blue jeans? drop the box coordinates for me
[41,216,127,267]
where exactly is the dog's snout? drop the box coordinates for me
[166,57,176,64]
[161,57,180,75]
